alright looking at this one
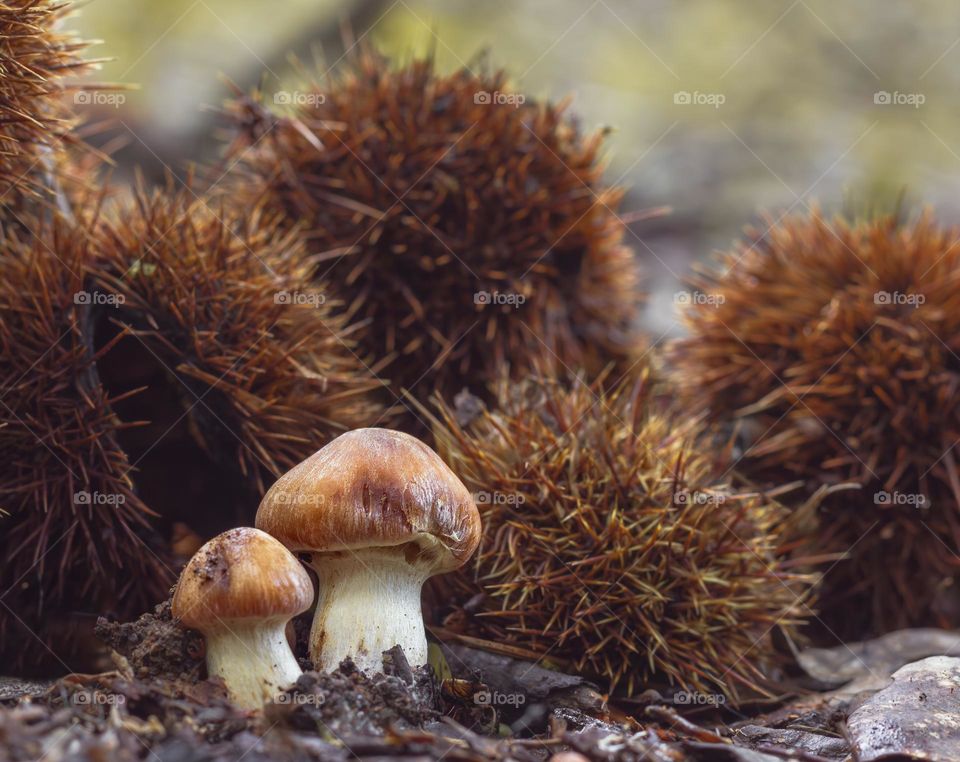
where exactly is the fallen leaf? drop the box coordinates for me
[847,655,960,761]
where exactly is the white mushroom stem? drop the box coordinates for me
[308,548,431,673]
[204,619,301,710]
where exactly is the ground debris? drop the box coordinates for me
[846,655,960,761]
[94,599,204,681]
[731,726,848,759]
[561,724,685,761]
[0,677,52,701]
[9,623,960,761]
[439,641,607,735]
[797,628,960,693]
[263,656,440,737]
[0,670,744,762]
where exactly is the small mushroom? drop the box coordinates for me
[171,527,313,709]
[256,428,481,673]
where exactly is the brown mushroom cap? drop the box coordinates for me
[255,428,481,572]
[172,527,313,628]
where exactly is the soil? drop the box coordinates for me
[0,599,865,762]
[0,649,451,761]
[94,599,204,681]
[262,649,440,737]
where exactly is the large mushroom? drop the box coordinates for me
[171,527,313,709]
[256,428,481,673]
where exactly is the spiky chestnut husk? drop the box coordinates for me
[0,192,383,672]
[220,49,645,412]
[89,186,385,497]
[0,215,169,674]
[0,1,95,223]
[670,209,960,638]
[426,370,811,700]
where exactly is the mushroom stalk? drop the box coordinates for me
[309,548,429,673]
[205,619,301,709]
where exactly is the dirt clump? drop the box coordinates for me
[264,650,440,738]
[94,599,204,681]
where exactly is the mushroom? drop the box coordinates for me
[256,428,481,673]
[171,527,313,709]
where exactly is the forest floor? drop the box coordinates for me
[1,601,958,761]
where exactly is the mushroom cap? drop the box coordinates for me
[171,527,313,629]
[255,428,481,572]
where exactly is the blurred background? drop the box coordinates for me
[69,0,960,336]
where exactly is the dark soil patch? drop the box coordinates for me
[94,600,204,681]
